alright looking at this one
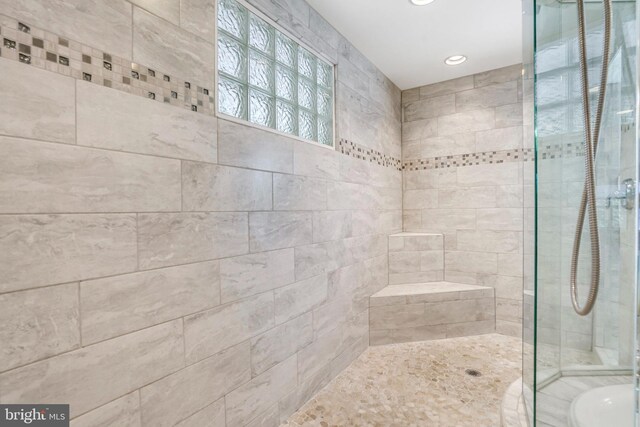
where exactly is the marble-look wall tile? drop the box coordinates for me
[133,7,215,87]
[0,136,181,213]
[312,211,352,243]
[445,251,498,274]
[474,64,522,88]
[180,0,216,40]
[419,209,476,231]
[0,59,75,144]
[337,55,370,99]
[419,133,476,157]
[326,181,374,210]
[249,212,312,252]
[250,312,313,376]
[475,126,523,152]
[457,230,522,253]
[80,261,220,344]
[403,94,456,122]
[419,75,474,98]
[140,342,249,427]
[183,293,274,364]
[218,120,294,173]
[174,399,225,427]
[404,189,438,210]
[455,81,518,112]
[273,174,327,211]
[497,185,524,208]
[1,284,80,372]
[77,82,217,162]
[296,324,346,382]
[402,118,438,142]
[245,404,280,427]
[182,162,273,211]
[456,163,521,188]
[293,142,341,180]
[294,239,346,281]
[437,108,495,136]
[70,392,140,427]
[496,298,522,323]
[0,214,137,293]
[403,169,455,190]
[274,274,328,324]
[0,320,184,418]
[402,88,420,105]
[130,0,179,25]
[137,212,248,269]
[476,208,523,231]
[493,275,524,301]
[498,253,524,277]
[308,8,340,50]
[352,209,401,237]
[496,103,524,128]
[437,187,497,208]
[0,0,133,58]
[219,249,295,303]
[225,355,297,427]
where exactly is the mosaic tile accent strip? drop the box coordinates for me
[0,14,214,115]
[403,148,533,171]
[402,142,586,171]
[338,139,403,171]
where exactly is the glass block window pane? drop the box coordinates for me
[219,76,247,119]
[298,48,316,80]
[276,100,297,135]
[276,65,296,102]
[249,88,275,127]
[218,34,246,81]
[299,109,316,141]
[318,117,333,146]
[249,49,274,92]
[218,0,247,40]
[217,0,334,146]
[298,77,316,112]
[276,32,297,68]
[249,15,274,55]
[317,87,332,118]
[318,61,332,89]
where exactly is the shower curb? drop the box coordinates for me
[501,377,528,427]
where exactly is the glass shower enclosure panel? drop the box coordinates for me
[526,0,638,425]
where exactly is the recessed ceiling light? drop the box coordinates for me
[445,55,467,66]
[410,0,435,5]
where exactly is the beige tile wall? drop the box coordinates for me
[401,64,524,337]
[0,1,402,426]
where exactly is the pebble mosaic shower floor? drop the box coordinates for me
[283,334,522,427]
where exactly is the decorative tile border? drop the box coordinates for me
[403,148,533,171]
[402,142,585,171]
[338,139,403,171]
[0,14,215,115]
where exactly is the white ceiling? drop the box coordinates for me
[306,0,523,90]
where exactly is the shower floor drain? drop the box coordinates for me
[465,369,482,377]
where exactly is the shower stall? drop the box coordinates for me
[523,0,639,425]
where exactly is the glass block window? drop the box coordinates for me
[217,0,335,146]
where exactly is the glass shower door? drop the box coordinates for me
[524,0,639,425]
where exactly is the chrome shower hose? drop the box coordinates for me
[570,0,611,316]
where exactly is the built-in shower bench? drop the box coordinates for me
[369,232,496,345]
